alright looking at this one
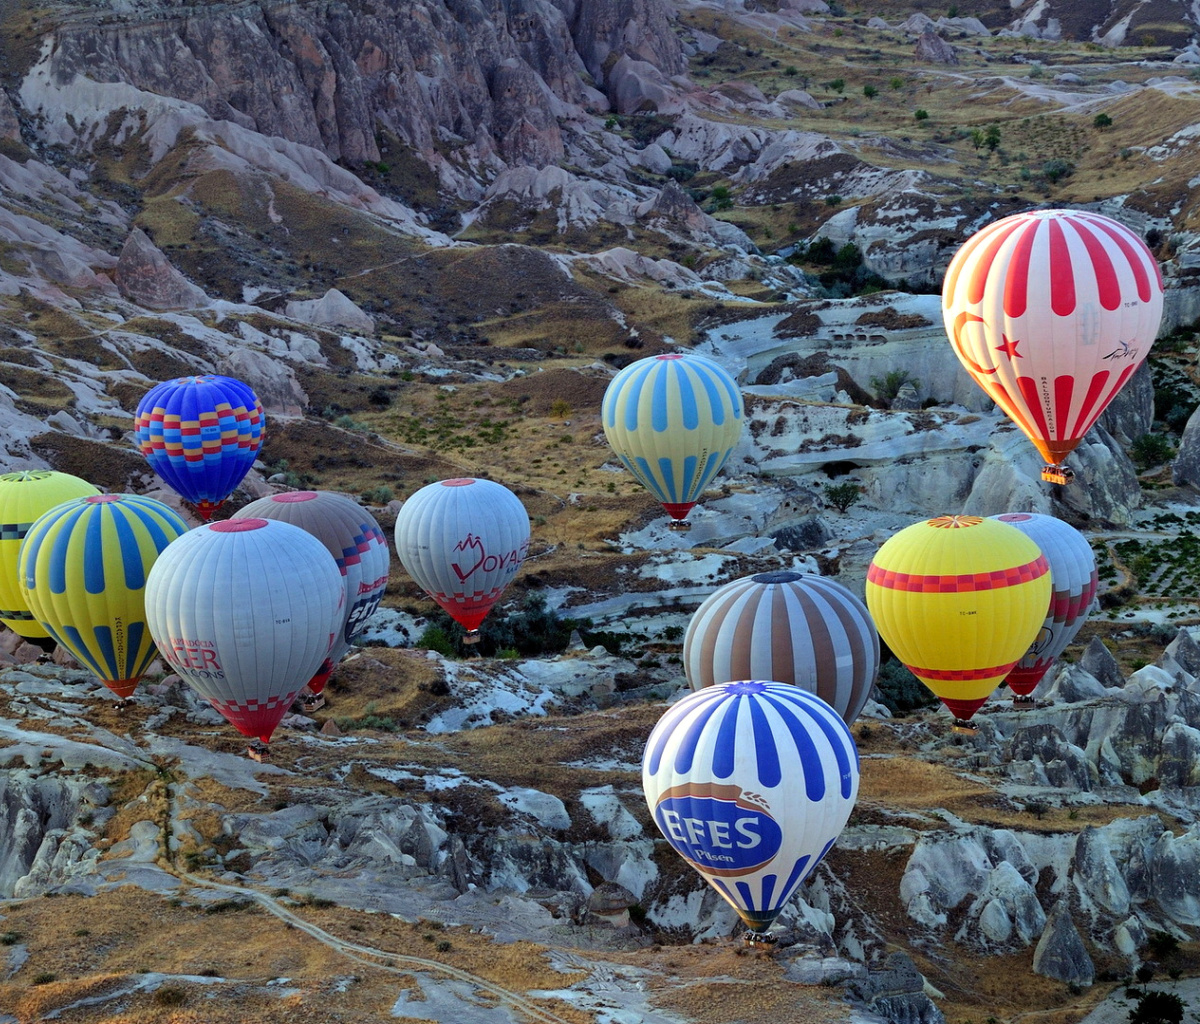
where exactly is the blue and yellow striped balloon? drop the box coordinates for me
[19,494,189,698]
[133,374,264,520]
[602,353,744,524]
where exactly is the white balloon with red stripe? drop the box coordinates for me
[236,491,390,694]
[144,518,345,745]
[683,571,879,725]
[942,209,1163,483]
[393,478,530,642]
[990,512,1098,698]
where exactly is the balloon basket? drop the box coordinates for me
[298,693,326,713]
[1012,695,1037,710]
[113,698,134,712]
[1041,465,1074,485]
[743,930,777,947]
[951,720,979,736]
[246,740,271,762]
[666,519,692,532]
[462,631,482,645]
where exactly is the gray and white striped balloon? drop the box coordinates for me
[683,571,880,724]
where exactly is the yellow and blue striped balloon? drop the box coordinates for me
[602,353,744,523]
[0,470,100,639]
[18,494,189,698]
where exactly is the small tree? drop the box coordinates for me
[889,77,904,90]
[829,78,845,94]
[984,124,1001,151]
[970,128,984,150]
[1129,990,1184,1024]
[1042,158,1075,183]
[1130,433,1175,471]
[863,84,878,99]
[914,108,929,121]
[1094,112,1113,129]
[870,369,921,403]
[824,480,862,513]
[549,398,572,420]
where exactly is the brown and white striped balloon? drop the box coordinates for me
[682,571,880,724]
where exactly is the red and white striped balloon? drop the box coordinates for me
[942,209,1163,482]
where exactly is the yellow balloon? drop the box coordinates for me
[0,471,100,639]
[19,494,189,698]
[865,515,1050,722]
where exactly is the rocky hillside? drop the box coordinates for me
[7,0,1200,1021]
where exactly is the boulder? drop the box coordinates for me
[914,31,959,64]
[218,348,307,417]
[114,229,208,310]
[1173,402,1200,488]
[776,89,823,110]
[1040,663,1109,704]
[1161,627,1200,679]
[846,951,945,1024]
[772,515,833,552]
[285,288,374,335]
[1032,901,1094,985]
[638,142,673,174]
[1156,722,1200,788]
[1080,636,1125,690]
[607,54,678,114]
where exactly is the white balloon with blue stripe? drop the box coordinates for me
[642,680,859,933]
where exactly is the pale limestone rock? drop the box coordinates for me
[607,54,678,114]
[285,288,374,335]
[776,89,822,110]
[638,142,673,174]
[218,348,307,417]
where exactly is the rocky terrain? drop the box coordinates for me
[7,0,1200,1021]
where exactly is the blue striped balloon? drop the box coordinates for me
[18,494,189,698]
[642,680,859,933]
[602,353,744,523]
[133,374,264,520]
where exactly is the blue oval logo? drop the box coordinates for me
[654,785,782,876]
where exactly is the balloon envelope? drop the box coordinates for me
[601,353,744,521]
[0,470,100,639]
[990,512,1098,696]
[642,680,859,933]
[394,478,529,635]
[683,571,879,725]
[19,494,189,697]
[865,515,1050,721]
[133,374,264,519]
[942,209,1163,482]
[144,518,345,744]
[237,490,390,694]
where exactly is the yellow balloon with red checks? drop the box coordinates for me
[865,515,1051,722]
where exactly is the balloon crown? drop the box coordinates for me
[751,571,804,585]
[927,515,984,529]
[84,495,124,503]
[440,478,476,487]
[210,519,269,532]
[1,471,52,481]
[272,491,319,503]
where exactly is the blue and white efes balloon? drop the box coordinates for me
[642,680,859,934]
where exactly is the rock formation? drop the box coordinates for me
[114,229,208,310]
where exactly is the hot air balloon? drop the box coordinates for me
[990,512,1098,703]
[683,571,879,725]
[865,515,1050,726]
[133,374,265,520]
[18,494,189,702]
[394,478,529,644]
[942,208,1163,484]
[642,680,859,937]
[144,518,345,758]
[237,490,390,706]
[602,353,744,529]
[0,470,100,645]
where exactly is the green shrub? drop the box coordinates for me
[1093,112,1113,129]
[1130,433,1175,471]
[914,108,929,121]
[824,481,862,513]
[1130,990,1184,1024]
[874,658,937,715]
[417,625,456,657]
